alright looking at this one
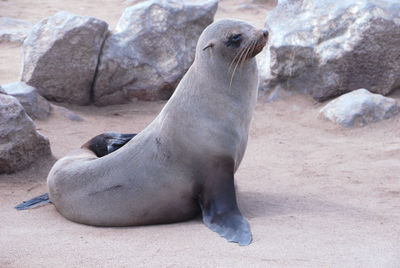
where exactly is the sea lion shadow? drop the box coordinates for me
[238,191,382,221]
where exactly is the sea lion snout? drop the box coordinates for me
[248,29,268,58]
[262,29,268,38]
[259,28,268,44]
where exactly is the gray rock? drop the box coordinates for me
[0,86,6,95]
[0,17,33,44]
[319,89,400,127]
[21,11,109,105]
[93,0,218,105]
[251,0,277,5]
[2,82,51,120]
[0,94,51,173]
[53,105,85,122]
[259,0,400,102]
[236,3,254,10]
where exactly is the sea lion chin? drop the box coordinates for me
[41,19,268,246]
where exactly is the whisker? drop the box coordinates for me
[230,45,248,81]
[240,40,255,69]
[249,40,258,59]
[230,42,252,89]
[228,45,247,73]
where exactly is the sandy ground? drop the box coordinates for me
[1,0,400,267]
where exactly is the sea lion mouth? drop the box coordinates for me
[248,29,268,59]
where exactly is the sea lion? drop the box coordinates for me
[28,19,268,246]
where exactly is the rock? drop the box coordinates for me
[0,94,51,173]
[259,0,400,102]
[251,0,278,5]
[2,82,51,120]
[21,11,109,105]
[319,89,400,127]
[93,0,218,105]
[0,86,6,95]
[0,17,33,44]
[236,4,257,11]
[53,105,85,122]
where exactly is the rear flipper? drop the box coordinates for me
[15,193,51,210]
[199,157,252,246]
[81,132,136,157]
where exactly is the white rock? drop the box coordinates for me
[93,0,218,105]
[21,11,109,105]
[2,82,51,120]
[0,94,51,173]
[319,89,400,127]
[0,17,33,44]
[259,0,400,102]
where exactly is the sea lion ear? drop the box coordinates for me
[203,42,214,51]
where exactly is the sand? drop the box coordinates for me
[1,0,400,267]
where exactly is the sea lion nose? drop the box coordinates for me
[262,29,269,38]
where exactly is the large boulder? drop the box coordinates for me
[319,89,400,127]
[0,94,51,173]
[93,0,218,105]
[2,82,51,120]
[259,0,400,102]
[21,11,109,105]
[0,17,33,44]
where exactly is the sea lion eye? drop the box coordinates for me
[231,34,242,43]
[225,34,242,48]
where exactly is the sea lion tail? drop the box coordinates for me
[14,193,51,210]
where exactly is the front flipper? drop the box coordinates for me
[81,132,136,157]
[199,157,252,246]
[106,133,137,154]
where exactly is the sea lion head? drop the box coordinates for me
[197,19,268,64]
